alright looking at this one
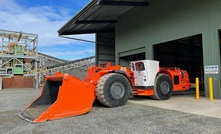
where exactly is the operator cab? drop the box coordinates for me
[130,60,159,87]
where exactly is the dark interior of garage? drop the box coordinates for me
[153,35,204,87]
[219,31,221,57]
[119,52,145,66]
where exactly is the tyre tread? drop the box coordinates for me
[96,73,130,107]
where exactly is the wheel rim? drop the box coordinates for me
[160,81,170,95]
[110,82,125,99]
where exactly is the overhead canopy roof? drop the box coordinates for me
[58,0,149,35]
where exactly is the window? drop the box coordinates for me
[135,62,145,71]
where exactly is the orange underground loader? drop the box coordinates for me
[19,60,191,123]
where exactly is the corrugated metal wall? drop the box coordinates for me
[116,0,221,98]
[96,32,115,65]
[2,77,34,89]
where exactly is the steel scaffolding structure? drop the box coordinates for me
[0,30,96,89]
[0,29,39,88]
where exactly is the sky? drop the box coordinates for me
[0,0,95,60]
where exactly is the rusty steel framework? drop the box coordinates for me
[0,29,39,88]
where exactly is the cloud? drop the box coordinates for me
[0,0,95,59]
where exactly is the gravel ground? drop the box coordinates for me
[1,88,221,134]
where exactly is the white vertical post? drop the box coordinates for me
[0,77,2,90]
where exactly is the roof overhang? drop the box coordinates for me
[58,0,149,35]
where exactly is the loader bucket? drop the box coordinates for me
[19,73,94,123]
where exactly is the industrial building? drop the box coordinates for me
[0,30,39,89]
[58,0,221,99]
[0,30,95,89]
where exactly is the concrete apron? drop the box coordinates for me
[129,93,221,119]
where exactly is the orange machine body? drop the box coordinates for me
[159,67,191,91]
[84,62,134,93]
[132,67,191,96]
[20,63,134,123]
[19,62,190,123]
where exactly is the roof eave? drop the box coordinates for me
[58,0,98,35]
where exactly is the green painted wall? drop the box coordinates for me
[96,33,115,65]
[116,0,221,98]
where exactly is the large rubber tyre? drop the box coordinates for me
[152,74,173,100]
[96,73,131,107]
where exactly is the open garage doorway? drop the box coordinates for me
[153,34,204,92]
[219,31,221,58]
[119,52,145,67]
